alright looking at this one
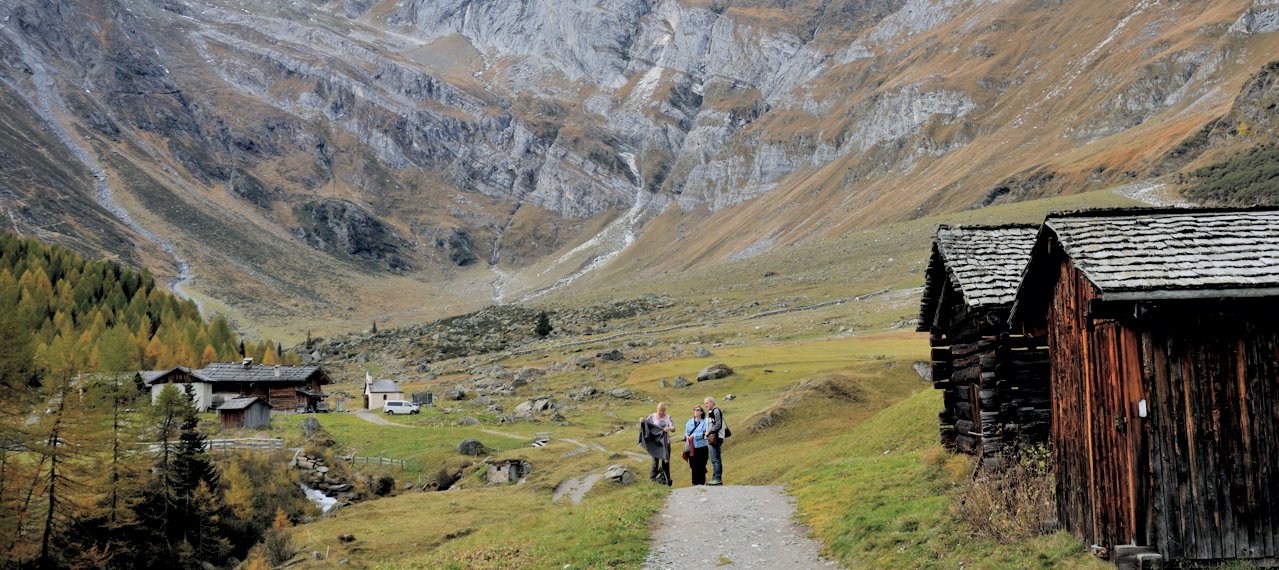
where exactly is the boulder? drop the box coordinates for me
[913,361,932,381]
[458,416,480,426]
[603,464,635,485]
[550,410,566,422]
[693,347,713,358]
[724,394,736,401]
[672,376,692,388]
[514,368,545,383]
[659,378,671,388]
[596,349,624,362]
[696,363,734,382]
[515,398,552,415]
[301,417,322,437]
[443,388,467,401]
[338,534,356,543]
[608,388,632,399]
[457,439,487,456]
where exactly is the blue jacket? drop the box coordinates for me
[685,418,708,449]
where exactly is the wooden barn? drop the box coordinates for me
[217,397,272,429]
[1010,207,1279,567]
[918,224,1051,469]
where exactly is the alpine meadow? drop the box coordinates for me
[2,1,1279,569]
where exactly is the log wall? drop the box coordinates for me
[927,279,1051,468]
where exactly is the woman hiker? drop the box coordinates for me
[638,401,675,485]
[684,404,710,485]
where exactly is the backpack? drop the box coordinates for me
[709,408,731,440]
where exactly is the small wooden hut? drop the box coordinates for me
[918,224,1050,469]
[218,397,272,429]
[1010,207,1279,566]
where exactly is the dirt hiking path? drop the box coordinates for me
[643,485,836,569]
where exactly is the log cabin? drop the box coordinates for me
[1009,207,1279,567]
[918,224,1050,469]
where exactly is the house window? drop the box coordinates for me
[382,394,387,401]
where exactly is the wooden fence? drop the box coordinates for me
[348,455,408,470]
[141,438,285,453]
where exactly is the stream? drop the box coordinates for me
[301,484,339,513]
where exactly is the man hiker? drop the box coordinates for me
[703,396,726,485]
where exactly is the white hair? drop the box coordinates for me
[703,396,715,405]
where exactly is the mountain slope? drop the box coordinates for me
[1,0,1278,334]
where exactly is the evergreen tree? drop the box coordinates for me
[535,311,553,337]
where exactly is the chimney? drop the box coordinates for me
[274,365,280,378]
[242,357,253,368]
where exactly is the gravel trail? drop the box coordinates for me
[644,485,836,570]
[352,410,414,427]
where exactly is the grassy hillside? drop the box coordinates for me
[271,330,1105,569]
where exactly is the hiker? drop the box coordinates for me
[704,396,726,485]
[684,404,709,485]
[638,401,675,485]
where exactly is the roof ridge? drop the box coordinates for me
[1045,205,1279,219]
[936,222,1041,232]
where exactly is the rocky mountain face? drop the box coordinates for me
[1,0,1278,333]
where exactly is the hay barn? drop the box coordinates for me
[1011,208,1279,566]
[918,224,1050,469]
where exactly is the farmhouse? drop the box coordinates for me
[138,366,212,410]
[363,373,404,411]
[1010,207,1279,566]
[217,397,272,429]
[140,359,333,413]
[917,224,1050,469]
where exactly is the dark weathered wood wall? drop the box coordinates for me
[1141,314,1279,561]
[1047,259,1279,562]
[1047,260,1145,552]
[927,277,1051,468]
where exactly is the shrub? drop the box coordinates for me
[952,445,1056,542]
[374,474,396,496]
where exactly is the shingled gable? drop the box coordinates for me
[138,366,194,386]
[917,224,1040,331]
[1010,206,1279,324]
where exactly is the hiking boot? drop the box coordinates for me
[707,479,722,486]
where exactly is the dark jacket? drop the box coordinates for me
[638,419,670,460]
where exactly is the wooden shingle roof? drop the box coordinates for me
[194,363,331,385]
[918,224,1040,330]
[1043,208,1279,300]
[218,397,271,411]
[139,367,192,385]
[1010,207,1279,324]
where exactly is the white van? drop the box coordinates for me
[383,400,420,415]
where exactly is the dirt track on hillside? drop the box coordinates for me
[643,485,835,570]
